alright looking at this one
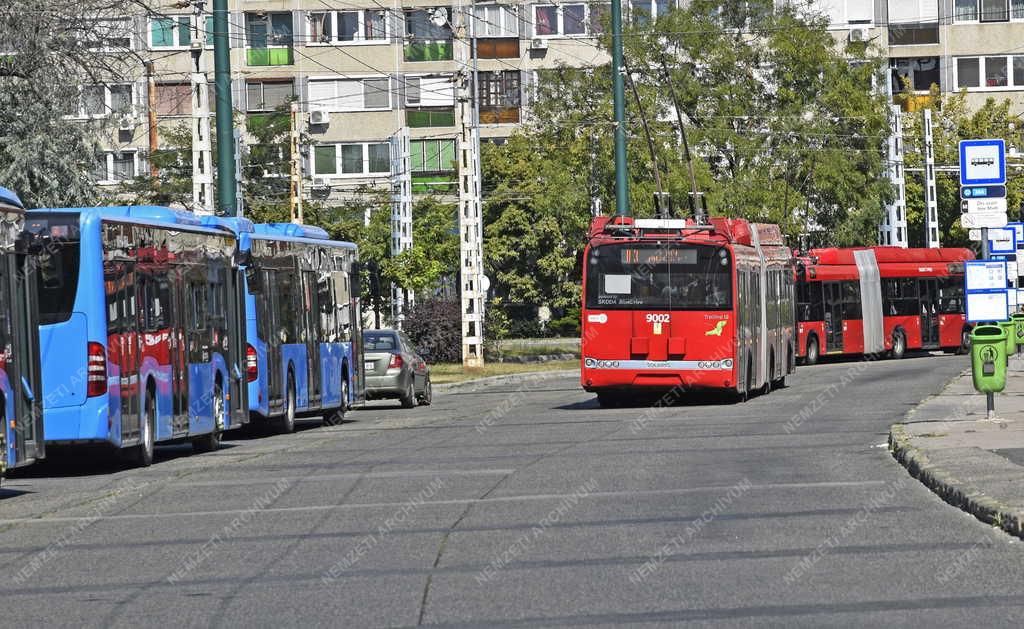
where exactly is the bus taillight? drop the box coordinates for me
[246,344,258,382]
[87,342,107,397]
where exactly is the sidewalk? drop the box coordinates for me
[890,355,1024,538]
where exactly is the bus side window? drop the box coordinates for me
[317,272,335,342]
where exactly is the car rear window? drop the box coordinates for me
[363,332,397,351]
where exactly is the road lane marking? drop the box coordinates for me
[0,481,889,524]
[165,469,516,487]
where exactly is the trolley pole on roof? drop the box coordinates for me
[611,0,629,217]
[213,0,237,215]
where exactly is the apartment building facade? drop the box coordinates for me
[85,1,1024,203]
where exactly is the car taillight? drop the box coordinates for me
[246,344,258,382]
[388,353,403,369]
[87,342,107,397]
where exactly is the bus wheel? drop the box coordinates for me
[193,382,224,453]
[805,336,820,366]
[324,377,348,426]
[891,330,906,360]
[130,394,155,467]
[957,329,970,355]
[418,376,433,406]
[400,377,417,409]
[275,374,296,434]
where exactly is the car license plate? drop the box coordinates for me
[364,361,374,373]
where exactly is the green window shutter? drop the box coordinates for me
[152,18,174,47]
[410,141,425,172]
[314,146,336,175]
[423,140,441,171]
[176,16,191,47]
[440,140,456,170]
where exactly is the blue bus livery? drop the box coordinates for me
[0,187,44,478]
[202,219,364,432]
[26,207,249,466]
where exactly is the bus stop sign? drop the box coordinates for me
[960,139,1006,186]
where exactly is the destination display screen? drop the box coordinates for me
[620,247,698,265]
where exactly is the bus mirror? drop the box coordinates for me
[351,261,363,289]
[245,266,263,294]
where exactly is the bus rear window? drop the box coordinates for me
[25,217,82,325]
[586,243,732,310]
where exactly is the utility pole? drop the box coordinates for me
[390,127,413,326]
[881,104,908,247]
[190,1,214,213]
[289,102,303,224]
[611,0,629,216]
[923,108,940,247]
[213,0,236,215]
[146,62,158,178]
[455,4,485,368]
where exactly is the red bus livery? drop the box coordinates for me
[795,247,974,363]
[581,216,796,406]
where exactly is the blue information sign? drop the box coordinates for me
[961,185,1007,199]
[989,226,1017,255]
[960,139,1007,186]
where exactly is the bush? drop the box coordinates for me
[403,298,462,364]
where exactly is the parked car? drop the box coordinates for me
[363,329,432,408]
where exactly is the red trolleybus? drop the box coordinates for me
[581,216,796,406]
[795,246,974,364]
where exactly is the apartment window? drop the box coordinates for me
[309,12,332,42]
[329,10,387,43]
[534,3,595,35]
[956,55,1024,89]
[478,71,521,123]
[405,76,455,106]
[818,0,873,26]
[890,57,940,93]
[473,4,518,36]
[982,0,1010,21]
[246,13,293,65]
[888,0,939,43]
[151,16,190,48]
[87,18,133,51]
[308,77,392,112]
[312,142,391,176]
[95,152,137,183]
[631,0,673,24]
[405,8,453,61]
[410,139,456,173]
[155,83,192,116]
[246,80,294,111]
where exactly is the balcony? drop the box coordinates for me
[888,23,939,46]
[477,38,520,59]
[407,108,456,128]
[247,47,294,67]
[412,173,457,194]
[479,106,520,124]
[404,40,453,62]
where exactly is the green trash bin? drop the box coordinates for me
[971,324,1008,393]
[1000,320,1017,356]
[1012,313,1024,352]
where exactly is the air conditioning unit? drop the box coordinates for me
[530,38,548,50]
[311,177,331,190]
[309,109,330,125]
[849,27,870,43]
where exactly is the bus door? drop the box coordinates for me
[185,274,212,427]
[7,251,43,463]
[919,278,940,347]
[265,269,284,411]
[110,263,141,445]
[170,271,189,434]
[302,270,321,408]
[823,282,844,352]
[227,267,248,426]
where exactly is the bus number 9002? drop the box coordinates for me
[645,314,670,324]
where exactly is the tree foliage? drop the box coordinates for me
[481,0,894,312]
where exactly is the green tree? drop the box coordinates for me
[901,92,1024,248]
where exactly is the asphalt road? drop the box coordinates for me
[4,353,1024,628]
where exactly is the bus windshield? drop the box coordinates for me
[585,243,732,310]
[24,216,81,325]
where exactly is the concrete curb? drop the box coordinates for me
[889,423,1024,539]
[435,369,579,394]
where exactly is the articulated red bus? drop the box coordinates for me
[795,246,974,364]
[581,216,796,406]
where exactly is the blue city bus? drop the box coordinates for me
[203,219,363,432]
[25,207,249,466]
[0,188,44,479]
